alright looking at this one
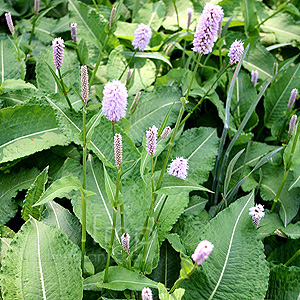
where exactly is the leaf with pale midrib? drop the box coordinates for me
[181,192,269,300]
[0,218,83,300]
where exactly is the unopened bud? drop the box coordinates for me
[251,70,258,87]
[126,69,133,85]
[146,125,158,157]
[109,6,117,30]
[187,8,193,29]
[70,22,77,43]
[34,0,40,17]
[273,62,278,75]
[288,88,298,110]
[81,65,89,104]
[274,229,287,238]
[161,126,171,139]
[289,115,297,136]
[114,133,123,168]
[121,233,130,254]
[129,91,141,114]
[5,12,14,36]
[165,42,175,56]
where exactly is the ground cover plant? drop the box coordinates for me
[0,0,300,299]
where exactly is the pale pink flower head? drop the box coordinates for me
[81,65,89,104]
[228,40,244,65]
[289,115,297,136]
[249,204,265,228]
[114,133,123,168]
[288,88,298,110]
[192,3,224,55]
[146,125,158,157]
[52,37,65,69]
[187,8,193,29]
[121,232,130,254]
[168,157,188,180]
[70,22,77,42]
[102,80,128,122]
[251,70,258,87]
[161,126,171,139]
[141,287,153,300]
[5,12,14,36]
[132,23,152,51]
[192,240,214,265]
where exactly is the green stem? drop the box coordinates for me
[28,16,36,46]
[89,34,110,89]
[141,156,155,272]
[58,68,73,110]
[181,32,188,68]
[285,249,300,266]
[169,264,197,293]
[277,110,292,143]
[92,0,101,14]
[13,34,25,80]
[172,0,180,28]
[103,168,121,282]
[271,121,300,211]
[119,51,137,81]
[185,53,201,100]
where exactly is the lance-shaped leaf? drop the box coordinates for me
[0,103,69,164]
[181,192,269,300]
[0,218,83,299]
[21,167,49,221]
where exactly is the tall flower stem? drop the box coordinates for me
[28,16,37,46]
[81,102,87,273]
[89,34,110,89]
[103,168,121,282]
[271,121,300,211]
[141,156,156,273]
[172,0,180,28]
[58,68,73,110]
[119,50,137,81]
[12,34,25,80]
[169,264,197,293]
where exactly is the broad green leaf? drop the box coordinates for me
[257,210,283,240]
[156,174,212,195]
[33,175,82,206]
[240,0,259,33]
[289,164,300,190]
[0,225,14,265]
[1,79,36,90]
[84,266,158,291]
[106,46,127,81]
[41,201,82,246]
[260,164,300,227]
[283,123,300,171]
[128,86,181,144]
[134,1,166,31]
[280,221,300,239]
[21,166,48,221]
[264,64,300,129]
[0,103,69,164]
[0,168,39,224]
[183,196,208,216]
[243,42,276,80]
[158,282,185,300]
[0,218,83,299]
[181,192,269,300]
[0,89,43,107]
[266,264,300,300]
[0,35,22,83]
[172,127,219,184]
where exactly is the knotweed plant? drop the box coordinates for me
[1,1,300,300]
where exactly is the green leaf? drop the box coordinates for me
[84,266,158,291]
[128,86,181,144]
[266,264,300,300]
[0,225,15,265]
[172,127,219,184]
[106,46,127,81]
[181,192,269,300]
[289,164,300,190]
[260,163,300,227]
[0,218,83,299]
[21,166,48,221]
[264,64,300,129]
[33,175,82,207]
[158,282,185,300]
[0,89,43,107]
[283,123,300,171]
[156,174,212,195]
[0,103,69,164]
[280,221,300,239]
[257,210,283,240]
[240,0,259,33]
[183,196,208,216]
[1,79,36,90]
[0,168,39,224]
[41,201,82,246]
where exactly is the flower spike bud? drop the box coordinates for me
[228,40,244,65]
[5,12,15,36]
[161,126,171,139]
[129,91,140,115]
[187,8,193,29]
[251,70,259,87]
[192,3,224,55]
[34,0,40,17]
[102,80,128,122]
[249,204,265,228]
[192,240,214,265]
[274,229,287,238]
[146,125,158,157]
[126,69,133,85]
[70,23,77,42]
[132,23,152,52]
[288,88,298,110]
[168,157,189,180]
[289,115,297,136]
[121,233,130,254]
[81,65,89,104]
[114,133,123,168]
[52,37,65,69]
[109,6,117,30]
[165,42,175,56]
[141,287,153,300]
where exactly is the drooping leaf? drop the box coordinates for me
[0,218,83,299]
[21,166,49,221]
[181,192,269,300]
[172,127,219,184]
[84,266,158,291]
[0,103,69,164]
[1,79,36,90]
[257,210,283,240]
[280,221,300,239]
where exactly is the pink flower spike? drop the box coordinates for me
[132,23,152,51]
[249,204,265,228]
[288,88,298,110]
[146,125,158,157]
[52,37,65,69]
[228,40,244,65]
[70,22,77,42]
[168,157,189,180]
[5,12,15,36]
[141,287,153,300]
[192,240,214,265]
